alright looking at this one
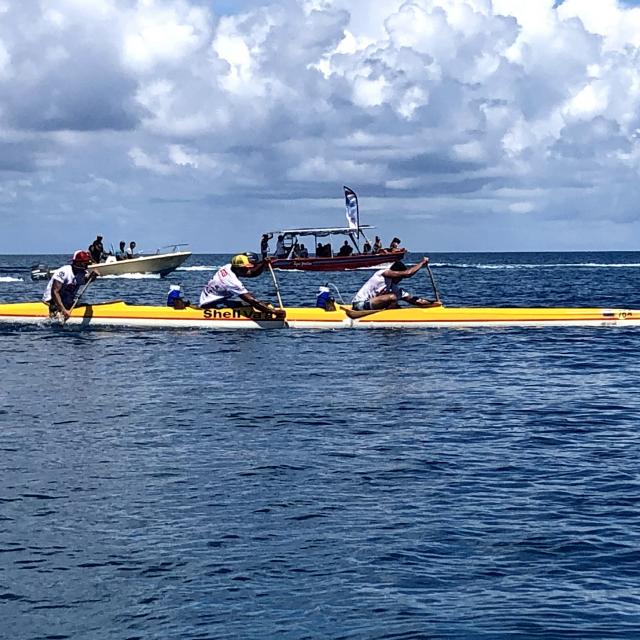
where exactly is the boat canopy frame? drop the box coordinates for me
[265,225,374,258]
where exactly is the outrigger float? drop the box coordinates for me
[0,300,639,329]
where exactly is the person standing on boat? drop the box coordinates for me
[260,233,272,259]
[372,236,382,253]
[351,258,433,311]
[362,239,372,254]
[274,235,286,258]
[42,250,97,319]
[199,254,286,319]
[88,235,105,263]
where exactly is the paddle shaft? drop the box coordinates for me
[267,262,285,309]
[425,263,441,303]
[61,274,95,324]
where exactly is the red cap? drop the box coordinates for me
[71,250,91,264]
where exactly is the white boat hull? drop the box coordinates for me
[87,252,191,277]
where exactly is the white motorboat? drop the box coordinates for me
[86,251,191,278]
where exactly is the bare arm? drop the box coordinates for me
[239,292,286,319]
[246,262,267,277]
[51,280,70,318]
[382,257,429,280]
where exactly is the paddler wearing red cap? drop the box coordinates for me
[42,250,98,320]
[199,254,286,319]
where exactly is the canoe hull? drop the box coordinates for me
[0,302,639,329]
[87,252,191,277]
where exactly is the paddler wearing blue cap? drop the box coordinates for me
[199,254,286,319]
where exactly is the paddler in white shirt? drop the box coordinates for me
[199,254,286,319]
[351,258,433,311]
[42,250,98,320]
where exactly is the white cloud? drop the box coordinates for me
[3,0,640,251]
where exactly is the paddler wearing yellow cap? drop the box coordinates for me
[199,254,286,319]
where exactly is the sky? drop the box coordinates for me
[4,0,640,253]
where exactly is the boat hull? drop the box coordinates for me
[0,302,639,329]
[347,306,640,327]
[87,252,191,277]
[271,250,406,271]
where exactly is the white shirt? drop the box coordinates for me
[42,265,88,307]
[199,264,249,306]
[352,269,408,304]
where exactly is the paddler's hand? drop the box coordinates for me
[420,257,429,265]
[88,271,99,281]
[273,308,286,320]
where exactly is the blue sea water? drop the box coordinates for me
[1,251,640,639]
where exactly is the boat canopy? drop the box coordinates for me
[265,225,374,238]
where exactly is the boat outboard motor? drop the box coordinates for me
[30,264,52,281]
[316,285,335,311]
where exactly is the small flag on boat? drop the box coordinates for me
[344,186,359,230]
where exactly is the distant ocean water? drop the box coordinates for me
[2,252,640,639]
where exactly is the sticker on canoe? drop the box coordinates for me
[202,307,280,321]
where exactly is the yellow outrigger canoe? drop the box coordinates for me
[0,301,638,329]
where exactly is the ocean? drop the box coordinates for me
[1,252,640,639]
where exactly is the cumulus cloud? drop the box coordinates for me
[2,0,640,251]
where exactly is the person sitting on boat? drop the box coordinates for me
[372,236,382,253]
[199,254,286,319]
[274,235,286,258]
[299,244,309,258]
[42,250,98,320]
[88,235,105,263]
[351,258,433,311]
[337,240,353,257]
[126,241,137,259]
[115,241,127,261]
[362,240,372,254]
[389,237,402,251]
[260,233,272,259]
[318,242,332,257]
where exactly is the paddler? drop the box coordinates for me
[199,254,286,319]
[351,258,433,311]
[42,250,98,320]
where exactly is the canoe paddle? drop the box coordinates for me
[61,273,97,325]
[266,261,288,326]
[425,261,441,304]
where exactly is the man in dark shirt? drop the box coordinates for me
[88,235,105,263]
[337,241,353,256]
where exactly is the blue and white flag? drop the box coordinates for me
[344,186,359,230]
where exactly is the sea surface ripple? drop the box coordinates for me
[1,252,640,639]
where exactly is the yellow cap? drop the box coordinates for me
[231,254,253,268]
